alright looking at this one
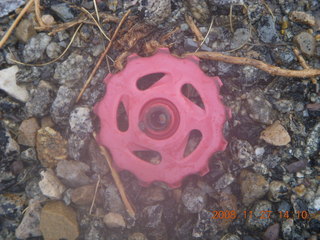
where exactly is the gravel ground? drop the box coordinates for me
[0,0,320,240]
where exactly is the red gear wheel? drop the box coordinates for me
[94,48,230,188]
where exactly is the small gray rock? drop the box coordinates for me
[0,121,20,162]
[182,183,207,213]
[231,28,250,49]
[88,139,110,176]
[56,160,91,187]
[20,148,37,163]
[142,0,171,25]
[274,99,293,113]
[271,47,295,66]
[294,32,316,56]
[15,200,42,239]
[245,200,273,230]
[101,182,125,213]
[68,132,90,161]
[46,42,62,59]
[246,89,276,125]
[221,234,241,240]
[184,38,212,52]
[50,86,77,125]
[51,3,74,22]
[305,122,320,157]
[69,106,93,134]
[23,33,52,63]
[262,223,280,240]
[192,210,218,238]
[16,66,41,84]
[281,218,294,240]
[141,204,163,228]
[214,173,235,191]
[0,0,26,18]
[25,81,55,118]
[257,15,279,43]
[54,52,93,86]
[229,138,254,169]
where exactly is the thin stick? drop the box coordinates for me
[76,10,131,103]
[195,17,214,52]
[187,51,320,78]
[0,0,34,48]
[93,132,136,218]
[185,14,204,42]
[34,0,46,27]
[229,4,234,33]
[10,24,83,66]
[80,7,110,41]
[89,174,101,215]
[293,47,317,83]
[93,0,100,23]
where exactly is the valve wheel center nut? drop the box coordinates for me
[139,98,180,140]
[94,48,231,188]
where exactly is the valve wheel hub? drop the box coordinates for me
[94,48,231,188]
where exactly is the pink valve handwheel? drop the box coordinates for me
[94,48,231,188]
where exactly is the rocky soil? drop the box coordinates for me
[0,0,320,240]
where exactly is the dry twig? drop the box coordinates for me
[76,10,131,103]
[93,132,136,218]
[93,0,100,22]
[0,0,34,48]
[187,51,320,78]
[229,4,234,33]
[195,17,214,53]
[78,7,110,41]
[89,174,101,215]
[185,15,204,42]
[34,0,46,27]
[293,47,318,85]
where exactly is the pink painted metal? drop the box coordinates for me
[94,48,231,188]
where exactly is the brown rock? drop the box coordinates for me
[128,232,148,240]
[240,170,269,206]
[139,186,166,205]
[292,184,306,197]
[18,118,40,147]
[15,19,36,42]
[71,184,98,205]
[260,121,291,146]
[36,127,67,168]
[41,15,55,25]
[40,201,79,240]
[103,212,126,228]
[218,191,238,231]
[40,116,55,128]
[290,11,316,26]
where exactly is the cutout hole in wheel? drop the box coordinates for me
[133,150,162,165]
[137,73,165,90]
[183,130,202,157]
[117,101,129,132]
[181,83,205,109]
